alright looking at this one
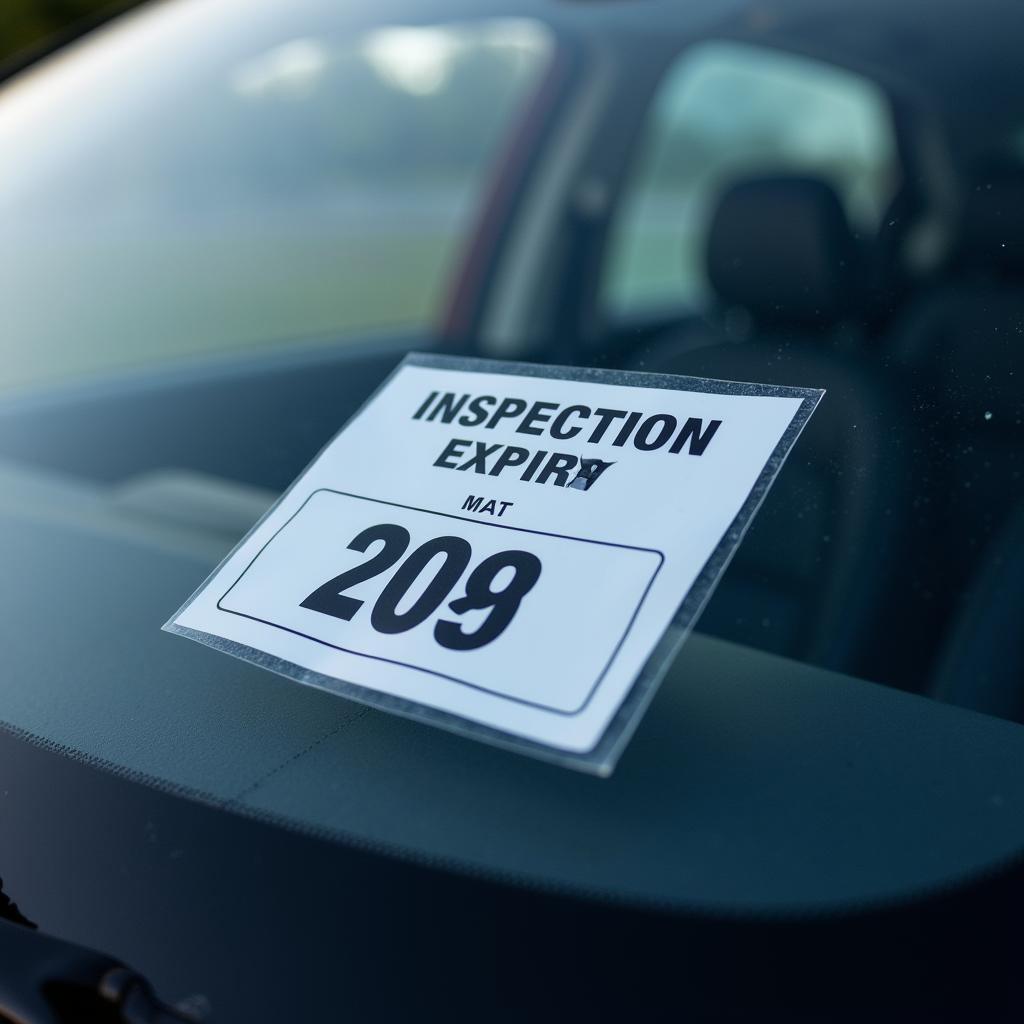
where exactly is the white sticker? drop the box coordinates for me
[166,355,821,773]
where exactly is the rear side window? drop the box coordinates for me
[603,41,898,318]
[0,9,552,392]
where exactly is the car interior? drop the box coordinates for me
[581,0,1024,719]
[3,5,1024,1018]
[2,15,1024,1004]
[0,0,1020,729]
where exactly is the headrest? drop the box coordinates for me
[957,159,1024,277]
[706,176,862,326]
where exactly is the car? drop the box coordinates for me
[0,0,1022,1019]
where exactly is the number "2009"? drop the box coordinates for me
[300,524,542,651]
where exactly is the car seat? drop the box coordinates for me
[631,176,920,686]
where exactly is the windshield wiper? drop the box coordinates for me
[0,878,206,1024]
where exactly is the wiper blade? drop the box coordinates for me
[0,913,206,1024]
[0,879,34,929]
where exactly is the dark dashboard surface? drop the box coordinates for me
[0,660,1023,1021]
[1,487,1023,911]
[0,342,1022,1018]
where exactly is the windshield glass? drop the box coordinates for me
[0,0,1021,867]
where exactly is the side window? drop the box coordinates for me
[0,16,551,391]
[603,42,898,319]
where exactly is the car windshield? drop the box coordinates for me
[0,0,1021,856]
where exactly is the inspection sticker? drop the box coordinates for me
[166,354,821,774]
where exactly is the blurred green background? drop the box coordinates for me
[0,5,548,392]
